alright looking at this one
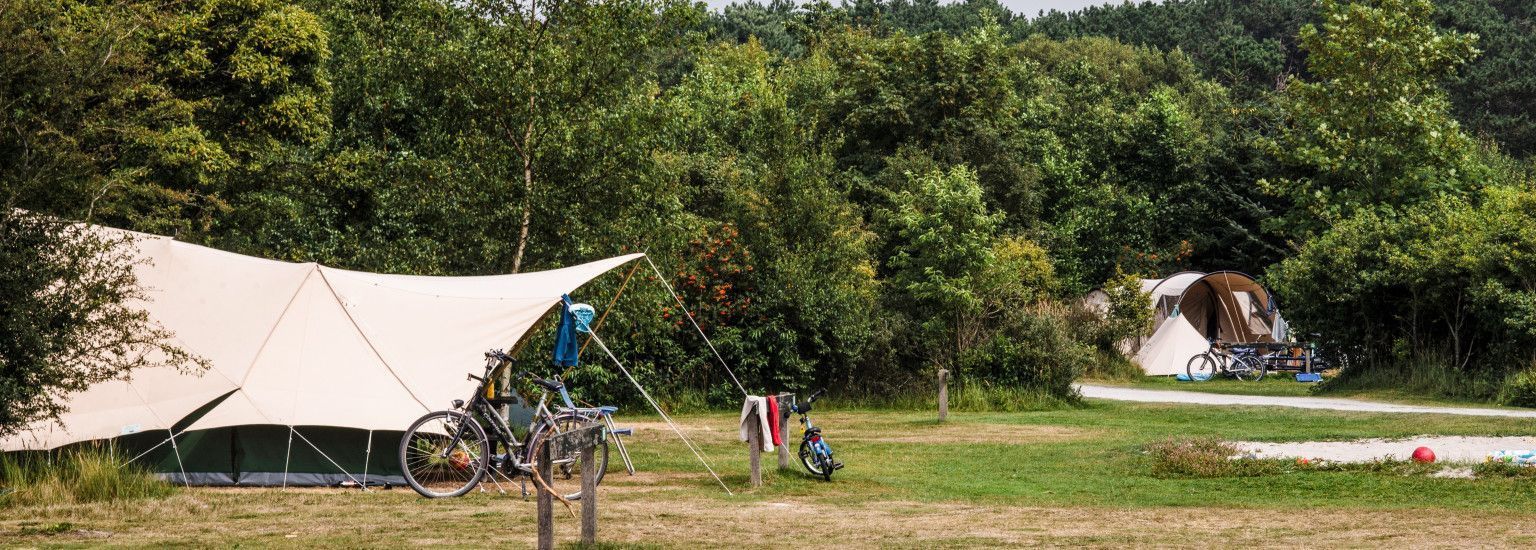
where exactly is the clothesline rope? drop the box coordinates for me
[642,254,749,398]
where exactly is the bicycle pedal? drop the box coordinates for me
[611,427,633,436]
[833,462,844,470]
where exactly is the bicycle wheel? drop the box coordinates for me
[798,439,826,477]
[1186,353,1216,381]
[1232,354,1267,382]
[399,410,490,498]
[526,413,609,500]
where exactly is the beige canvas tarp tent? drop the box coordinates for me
[1119,271,1279,376]
[1,227,641,485]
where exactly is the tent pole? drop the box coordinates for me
[166,429,191,488]
[578,261,641,358]
[362,430,373,491]
[283,426,295,489]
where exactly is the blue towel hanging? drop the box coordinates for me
[553,294,580,367]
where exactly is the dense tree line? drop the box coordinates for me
[4,0,1534,409]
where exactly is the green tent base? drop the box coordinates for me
[90,426,406,487]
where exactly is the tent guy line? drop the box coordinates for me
[578,312,734,495]
[644,253,749,398]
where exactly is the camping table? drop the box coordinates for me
[1234,342,1316,373]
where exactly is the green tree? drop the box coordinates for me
[879,166,1003,373]
[1270,179,1536,399]
[1,0,331,236]
[649,40,879,394]
[1264,0,1481,239]
[0,210,207,436]
[456,0,700,273]
[1436,0,1536,157]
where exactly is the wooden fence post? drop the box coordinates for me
[748,412,763,488]
[776,395,791,470]
[938,369,949,422]
[581,444,597,545]
[537,425,605,549]
[537,443,553,550]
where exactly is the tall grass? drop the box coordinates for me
[820,382,1082,412]
[658,382,1083,414]
[0,445,174,508]
[1082,349,1144,381]
[1318,351,1505,402]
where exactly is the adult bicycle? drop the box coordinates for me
[1186,341,1267,382]
[398,350,611,499]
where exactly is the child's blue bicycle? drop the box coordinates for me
[791,389,842,481]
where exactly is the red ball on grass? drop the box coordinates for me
[1412,446,1436,463]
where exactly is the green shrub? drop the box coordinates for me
[1142,438,1445,479]
[1273,185,1536,402]
[1500,368,1536,408]
[1066,271,1151,380]
[958,308,1086,404]
[1318,350,1507,402]
[0,446,174,508]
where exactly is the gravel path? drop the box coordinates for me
[1077,384,1536,419]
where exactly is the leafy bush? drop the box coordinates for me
[1071,271,1152,380]
[1144,438,1441,478]
[0,446,174,508]
[1273,184,1536,401]
[1500,368,1536,408]
[958,307,1086,404]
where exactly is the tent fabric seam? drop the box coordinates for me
[315,267,434,413]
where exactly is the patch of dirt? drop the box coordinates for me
[591,496,1536,547]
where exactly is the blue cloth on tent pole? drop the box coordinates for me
[553,294,580,367]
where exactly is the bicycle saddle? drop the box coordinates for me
[517,371,564,391]
[530,376,563,391]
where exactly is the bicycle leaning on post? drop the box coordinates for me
[397,349,614,499]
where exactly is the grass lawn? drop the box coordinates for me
[6,400,1536,547]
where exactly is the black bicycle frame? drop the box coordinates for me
[441,373,522,461]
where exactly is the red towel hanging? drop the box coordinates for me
[766,393,783,446]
